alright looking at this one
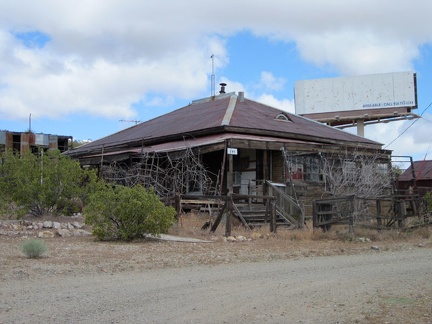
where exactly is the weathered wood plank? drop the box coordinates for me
[180,199,222,205]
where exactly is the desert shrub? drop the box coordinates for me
[21,238,48,258]
[0,150,102,217]
[415,227,431,239]
[84,185,176,241]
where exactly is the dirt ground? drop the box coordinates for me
[1,215,432,323]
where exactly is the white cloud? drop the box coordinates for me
[255,94,295,114]
[296,31,418,75]
[1,0,432,125]
[211,76,294,114]
[259,71,286,91]
[389,115,432,159]
[0,30,226,120]
[343,113,432,161]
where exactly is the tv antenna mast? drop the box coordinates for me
[119,119,141,125]
[210,54,215,96]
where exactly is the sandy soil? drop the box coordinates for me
[1,219,432,323]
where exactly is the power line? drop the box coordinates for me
[384,101,432,149]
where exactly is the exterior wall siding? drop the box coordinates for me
[271,151,285,183]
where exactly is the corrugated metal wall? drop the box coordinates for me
[6,132,13,150]
[48,135,58,149]
[0,131,5,145]
[35,134,49,146]
[1,131,69,154]
[20,133,31,154]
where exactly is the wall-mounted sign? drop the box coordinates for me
[227,148,238,155]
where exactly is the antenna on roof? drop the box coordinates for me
[119,119,141,125]
[210,54,215,96]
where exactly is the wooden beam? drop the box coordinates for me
[210,202,228,233]
[218,140,228,195]
[225,199,232,237]
[270,199,277,233]
[228,141,233,194]
[231,201,251,229]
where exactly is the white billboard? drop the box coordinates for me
[295,72,417,115]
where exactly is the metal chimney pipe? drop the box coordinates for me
[219,83,227,94]
[238,91,244,102]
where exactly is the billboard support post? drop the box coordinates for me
[357,119,365,137]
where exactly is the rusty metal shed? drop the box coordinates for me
[0,130,71,154]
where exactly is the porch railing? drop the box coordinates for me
[265,181,304,228]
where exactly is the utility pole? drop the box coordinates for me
[211,54,215,96]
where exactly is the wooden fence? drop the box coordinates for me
[313,194,428,232]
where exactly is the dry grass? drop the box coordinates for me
[1,211,431,283]
[172,211,432,245]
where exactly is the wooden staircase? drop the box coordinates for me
[231,203,294,228]
[207,180,306,234]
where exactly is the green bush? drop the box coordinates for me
[21,238,48,258]
[84,185,176,241]
[0,150,101,217]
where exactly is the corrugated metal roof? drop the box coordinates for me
[229,97,377,144]
[399,160,432,181]
[68,92,381,157]
[80,133,314,159]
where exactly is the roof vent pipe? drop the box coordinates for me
[219,83,227,94]
[238,91,244,102]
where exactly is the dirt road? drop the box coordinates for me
[1,247,431,324]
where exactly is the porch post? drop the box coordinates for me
[218,140,228,195]
[225,198,232,237]
[228,140,233,194]
[263,149,268,195]
[270,198,277,233]
[226,140,234,237]
[376,199,382,231]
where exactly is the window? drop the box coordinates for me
[275,113,291,122]
[343,160,357,181]
[376,163,389,175]
[233,171,241,186]
[304,156,321,182]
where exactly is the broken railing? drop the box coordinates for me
[313,195,356,232]
[175,194,278,236]
[313,194,429,232]
[266,181,304,229]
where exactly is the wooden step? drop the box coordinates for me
[233,209,292,225]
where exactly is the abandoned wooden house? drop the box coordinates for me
[66,89,392,230]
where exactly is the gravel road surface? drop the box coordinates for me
[1,247,431,324]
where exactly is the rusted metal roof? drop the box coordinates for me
[67,92,382,158]
[79,133,317,159]
[228,96,377,144]
[399,160,432,181]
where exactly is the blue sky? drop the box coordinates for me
[1,0,432,162]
